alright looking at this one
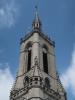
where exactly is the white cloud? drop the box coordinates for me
[0,0,19,28]
[61,45,75,96]
[0,63,14,100]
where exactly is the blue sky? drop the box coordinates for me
[0,0,75,100]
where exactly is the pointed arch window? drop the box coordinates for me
[45,77,50,88]
[27,49,31,71]
[25,42,32,72]
[43,45,48,74]
[23,76,29,86]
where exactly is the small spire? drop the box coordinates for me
[32,6,42,31]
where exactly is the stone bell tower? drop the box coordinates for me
[10,7,67,100]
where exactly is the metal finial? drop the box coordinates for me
[35,5,39,21]
[35,5,38,10]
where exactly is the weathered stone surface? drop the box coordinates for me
[10,11,66,100]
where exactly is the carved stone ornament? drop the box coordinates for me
[34,56,38,65]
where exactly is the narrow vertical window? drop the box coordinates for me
[43,45,48,74]
[25,42,32,72]
[43,52,48,74]
[27,50,31,71]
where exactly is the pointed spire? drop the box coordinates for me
[35,6,39,22]
[32,6,42,31]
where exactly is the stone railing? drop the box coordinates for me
[10,76,60,100]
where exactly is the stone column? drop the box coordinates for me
[32,33,39,66]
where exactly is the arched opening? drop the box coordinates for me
[43,44,48,74]
[45,77,50,88]
[24,76,29,86]
[25,42,32,72]
[27,49,31,71]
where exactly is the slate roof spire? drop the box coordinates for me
[32,6,42,31]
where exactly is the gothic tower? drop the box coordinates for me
[10,7,67,100]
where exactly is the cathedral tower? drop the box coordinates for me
[10,7,67,100]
